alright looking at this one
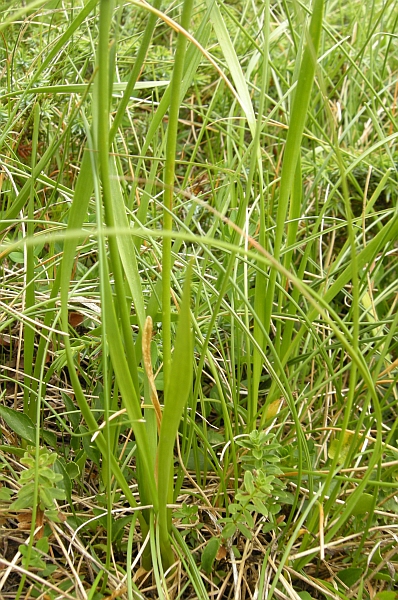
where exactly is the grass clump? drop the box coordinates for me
[0,0,397,598]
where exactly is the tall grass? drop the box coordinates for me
[0,0,397,597]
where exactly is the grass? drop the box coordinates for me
[0,0,397,598]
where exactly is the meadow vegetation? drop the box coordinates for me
[0,0,397,598]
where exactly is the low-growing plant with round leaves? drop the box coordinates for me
[10,447,66,517]
[220,432,293,540]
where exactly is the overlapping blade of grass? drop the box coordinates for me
[94,0,198,570]
[23,102,40,423]
[161,0,194,387]
[109,0,162,144]
[204,0,256,137]
[108,156,146,329]
[132,16,212,224]
[100,262,157,503]
[59,150,140,510]
[179,199,387,543]
[157,263,193,569]
[264,0,324,338]
[250,0,270,423]
[94,0,159,569]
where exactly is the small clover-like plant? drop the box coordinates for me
[220,431,292,541]
[175,504,200,545]
[19,536,57,576]
[174,504,199,526]
[10,446,66,519]
[236,430,283,472]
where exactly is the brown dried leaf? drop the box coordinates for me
[68,311,85,328]
[216,545,227,560]
[133,566,149,581]
[103,587,127,600]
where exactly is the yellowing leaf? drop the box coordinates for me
[328,432,353,462]
[264,399,282,420]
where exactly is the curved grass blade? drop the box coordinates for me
[157,262,193,569]
[263,0,325,336]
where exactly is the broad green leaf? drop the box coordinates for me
[201,537,221,575]
[19,544,46,570]
[61,392,80,430]
[10,494,35,511]
[328,432,353,463]
[39,486,56,509]
[264,399,282,421]
[36,536,49,554]
[264,0,325,334]
[48,487,67,501]
[12,482,35,499]
[0,406,36,444]
[244,470,255,495]
[222,522,237,540]
[80,426,101,467]
[157,264,193,500]
[374,593,398,600]
[0,487,13,501]
[65,462,80,480]
[351,493,374,516]
[236,521,253,539]
[252,497,268,517]
[8,252,24,263]
[111,515,135,543]
[337,567,363,587]
[41,429,57,449]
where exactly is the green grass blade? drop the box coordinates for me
[101,271,158,507]
[157,263,193,568]
[205,0,256,136]
[23,102,40,421]
[162,0,195,386]
[264,0,324,337]
[108,156,146,328]
[59,151,141,512]
[109,0,162,144]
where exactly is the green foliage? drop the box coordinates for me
[236,430,284,472]
[220,432,293,540]
[0,0,396,596]
[175,504,199,526]
[201,537,221,575]
[10,447,66,514]
[374,593,398,600]
[0,484,13,501]
[0,406,36,444]
[337,567,363,587]
[19,537,57,577]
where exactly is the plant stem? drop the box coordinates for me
[162,0,194,386]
